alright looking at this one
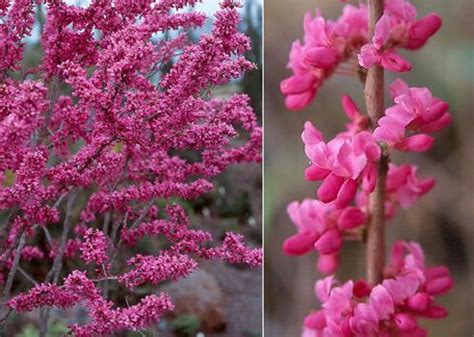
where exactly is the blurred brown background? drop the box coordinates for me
[263,1,474,336]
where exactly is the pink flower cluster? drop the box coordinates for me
[302,121,380,207]
[280,0,441,111]
[80,229,109,268]
[280,3,368,110]
[302,241,453,337]
[1,0,261,335]
[358,0,441,72]
[283,200,366,274]
[373,79,451,152]
[8,270,174,336]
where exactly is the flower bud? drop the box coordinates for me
[315,229,342,255]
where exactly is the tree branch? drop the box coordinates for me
[365,0,387,285]
[39,190,78,337]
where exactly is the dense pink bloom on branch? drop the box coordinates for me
[374,79,451,152]
[1,0,261,334]
[119,252,198,289]
[80,229,109,268]
[9,270,174,336]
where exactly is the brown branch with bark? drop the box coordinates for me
[364,0,387,285]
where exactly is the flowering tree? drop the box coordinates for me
[280,0,453,336]
[0,0,262,335]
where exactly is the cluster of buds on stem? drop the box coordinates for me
[281,0,453,336]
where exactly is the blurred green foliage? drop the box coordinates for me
[18,321,68,337]
[170,314,201,337]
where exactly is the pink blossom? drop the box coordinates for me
[80,229,109,268]
[283,199,366,273]
[280,4,368,110]
[302,121,380,207]
[385,164,435,209]
[374,79,451,152]
[355,163,435,219]
[303,241,453,337]
[358,0,442,72]
[119,252,198,288]
[21,246,45,261]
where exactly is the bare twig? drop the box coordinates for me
[18,267,38,286]
[39,190,79,337]
[2,233,26,297]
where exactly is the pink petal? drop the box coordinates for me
[305,165,331,181]
[423,304,448,319]
[304,310,326,329]
[302,121,324,145]
[390,78,410,99]
[394,313,418,332]
[406,13,442,50]
[287,201,302,227]
[283,231,318,255]
[285,91,316,111]
[316,253,339,274]
[315,275,336,302]
[341,95,362,121]
[386,164,411,191]
[280,73,315,95]
[349,303,379,335]
[420,101,449,124]
[380,51,412,72]
[317,173,345,203]
[338,207,366,230]
[358,44,380,69]
[425,276,454,296]
[314,229,342,255]
[369,285,394,320]
[337,142,367,179]
[373,14,392,48]
[362,163,377,193]
[395,134,434,152]
[304,46,339,69]
[419,112,451,133]
[424,265,450,280]
[335,178,358,208]
[407,293,432,313]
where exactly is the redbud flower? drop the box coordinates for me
[303,241,453,337]
[374,79,450,152]
[283,200,366,274]
[280,4,368,110]
[358,0,442,72]
[302,121,380,207]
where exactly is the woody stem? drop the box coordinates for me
[365,0,387,285]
